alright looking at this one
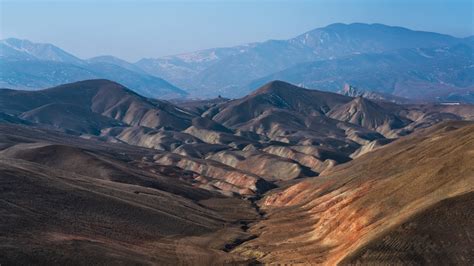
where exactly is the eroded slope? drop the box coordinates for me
[233,121,474,265]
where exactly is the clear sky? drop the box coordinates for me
[1,0,473,62]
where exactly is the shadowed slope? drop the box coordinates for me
[0,124,259,265]
[19,103,122,134]
[0,79,194,131]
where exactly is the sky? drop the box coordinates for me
[1,0,473,62]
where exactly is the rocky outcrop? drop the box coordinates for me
[154,152,275,195]
[207,149,315,182]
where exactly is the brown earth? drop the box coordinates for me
[1,79,474,264]
[232,121,474,265]
[0,124,260,265]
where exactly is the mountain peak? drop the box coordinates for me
[322,22,414,33]
[88,55,130,64]
[2,38,33,46]
[351,95,373,106]
[251,80,303,95]
[341,84,359,96]
[87,55,148,74]
[44,79,136,99]
[1,37,83,64]
[51,78,125,89]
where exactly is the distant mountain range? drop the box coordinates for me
[0,39,186,99]
[1,23,474,101]
[248,44,474,101]
[137,23,474,100]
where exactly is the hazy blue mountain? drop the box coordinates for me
[136,23,461,97]
[464,36,474,44]
[0,60,97,89]
[88,55,147,74]
[136,46,249,90]
[1,38,84,65]
[2,24,472,101]
[86,62,186,98]
[247,44,474,101]
[0,38,186,99]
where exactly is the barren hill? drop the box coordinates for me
[1,80,474,264]
[0,79,194,131]
[0,124,259,264]
[233,121,474,264]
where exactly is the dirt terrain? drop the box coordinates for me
[0,124,260,264]
[1,79,473,264]
[232,121,474,265]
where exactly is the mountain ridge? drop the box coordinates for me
[247,44,474,101]
[2,22,474,100]
[137,22,466,97]
[0,38,186,99]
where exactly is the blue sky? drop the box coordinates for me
[1,0,473,61]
